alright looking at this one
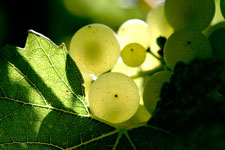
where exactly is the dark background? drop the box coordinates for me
[0,0,151,48]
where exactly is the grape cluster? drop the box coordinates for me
[69,0,225,127]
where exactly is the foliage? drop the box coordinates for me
[0,31,224,149]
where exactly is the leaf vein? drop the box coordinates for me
[32,34,90,114]
[0,97,90,117]
[66,130,119,150]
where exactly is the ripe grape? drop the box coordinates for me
[165,0,215,31]
[143,71,173,114]
[221,0,225,18]
[164,29,212,70]
[88,72,140,124]
[209,27,225,58]
[70,24,120,74]
[117,19,150,49]
[121,43,146,67]
[146,4,173,56]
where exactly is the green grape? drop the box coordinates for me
[88,72,140,124]
[143,71,173,114]
[70,24,120,74]
[115,104,152,129]
[164,29,212,70]
[203,21,225,37]
[146,4,174,57]
[117,19,150,49]
[221,0,225,18]
[111,57,138,76]
[209,27,225,58]
[121,43,146,67]
[165,0,215,31]
[140,53,161,71]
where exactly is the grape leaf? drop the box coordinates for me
[1,30,225,150]
[0,31,118,150]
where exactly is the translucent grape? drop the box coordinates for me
[121,43,146,67]
[88,72,140,124]
[146,4,173,57]
[209,27,225,58]
[140,53,161,71]
[116,105,152,128]
[221,0,225,18]
[117,19,150,49]
[164,29,212,70]
[111,57,138,76]
[70,24,120,74]
[165,0,215,31]
[143,71,173,114]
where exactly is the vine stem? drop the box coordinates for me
[130,65,165,79]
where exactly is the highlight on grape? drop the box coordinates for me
[69,0,224,128]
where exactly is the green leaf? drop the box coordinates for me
[0,31,118,149]
[1,30,225,150]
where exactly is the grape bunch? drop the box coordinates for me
[69,0,225,128]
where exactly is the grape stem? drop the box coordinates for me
[131,65,166,79]
[147,49,164,63]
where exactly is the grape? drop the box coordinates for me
[203,21,225,37]
[140,53,161,72]
[164,29,212,70]
[111,57,138,76]
[146,4,173,57]
[143,71,173,114]
[221,0,225,18]
[121,43,146,67]
[117,19,150,49]
[116,104,152,128]
[88,72,140,124]
[165,0,215,31]
[70,24,120,74]
[209,27,225,58]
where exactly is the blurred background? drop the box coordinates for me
[0,0,163,48]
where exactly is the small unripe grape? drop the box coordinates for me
[143,71,173,114]
[70,24,120,74]
[165,0,215,31]
[117,19,150,49]
[121,43,146,67]
[88,72,140,124]
[164,29,212,70]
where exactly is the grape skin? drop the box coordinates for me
[164,29,212,70]
[143,71,173,114]
[165,0,215,31]
[146,4,173,57]
[117,19,150,49]
[70,24,120,74]
[121,43,146,67]
[88,72,140,124]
